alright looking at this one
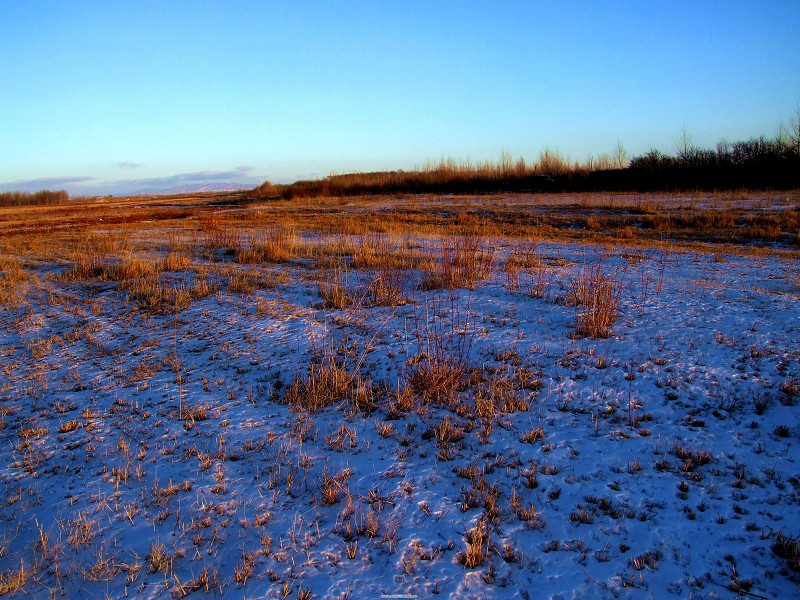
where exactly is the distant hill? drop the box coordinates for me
[130,181,248,195]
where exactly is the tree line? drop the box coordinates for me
[0,189,70,207]
[248,118,800,199]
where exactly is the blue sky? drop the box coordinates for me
[1,1,798,195]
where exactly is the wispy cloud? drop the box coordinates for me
[1,169,266,196]
[117,162,141,168]
[0,176,95,192]
[116,169,258,187]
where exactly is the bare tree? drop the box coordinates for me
[499,150,513,177]
[790,102,800,156]
[613,140,628,169]
[676,124,694,165]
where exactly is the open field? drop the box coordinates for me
[0,191,799,598]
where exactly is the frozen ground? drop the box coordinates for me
[1,238,798,599]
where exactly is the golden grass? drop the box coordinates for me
[235,226,298,263]
[419,237,495,290]
[66,252,158,281]
[3,191,798,261]
[0,189,796,326]
[0,186,797,599]
[124,275,218,313]
[0,255,32,307]
[570,262,625,339]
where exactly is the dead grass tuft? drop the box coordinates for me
[403,295,473,405]
[319,259,358,309]
[570,260,625,338]
[284,331,372,413]
[457,513,491,569]
[0,255,32,307]
[125,277,193,313]
[773,531,800,571]
[125,274,218,313]
[236,226,298,263]
[420,237,494,290]
[0,563,29,595]
[147,542,171,574]
[366,269,408,307]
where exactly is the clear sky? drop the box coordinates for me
[2,1,799,195]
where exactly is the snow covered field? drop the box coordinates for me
[0,213,798,598]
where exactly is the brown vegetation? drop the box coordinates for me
[0,184,797,599]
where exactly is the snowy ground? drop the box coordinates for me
[1,232,798,599]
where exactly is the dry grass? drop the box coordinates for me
[5,189,796,252]
[366,269,408,307]
[283,329,374,413]
[224,265,283,294]
[0,563,29,595]
[457,514,491,569]
[285,357,354,412]
[352,233,391,269]
[420,237,494,290]
[161,248,192,272]
[0,188,797,598]
[506,239,541,270]
[235,226,298,263]
[570,261,625,338]
[318,259,358,309]
[521,426,546,444]
[403,296,473,405]
[125,278,193,313]
[773,531,800,572]
[0,255,32,307]
[146,542,171,574]
[200,224,243,258]
[125,274,218,313]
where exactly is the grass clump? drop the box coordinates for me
[773,531,800,572]
[285,357,354,412]
[236,226,297,263]
[125,274,218,313]
[284,330,373,413]
[403,296,473,405]
[0,255,32,307]
[420,237,494,291]
[457,513,491,569]
[570,261,625,338]
[366,269,408,307]
[318,259,357,309]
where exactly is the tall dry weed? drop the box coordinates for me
[284,328,375,413]
[420,237,494,290]
[570,261,625,338]
[402,294,474,405]
[236,226,297,263]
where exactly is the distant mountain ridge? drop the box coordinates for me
[130,181,248,195]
